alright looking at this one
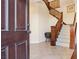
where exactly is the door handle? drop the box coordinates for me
[27,24,31,34]
[27,30,31,34]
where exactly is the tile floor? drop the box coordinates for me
[30,42,74,59]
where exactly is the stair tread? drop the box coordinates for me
[49,9,62,19]
[49,0,60,9]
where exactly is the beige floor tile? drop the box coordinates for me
[30,42,74,59]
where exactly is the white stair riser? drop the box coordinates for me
[56,42,70,48]
[60,30,69,32]
[60,31,69,33]
[57,40,70,43]
[57,38,70,42]
[58,36,70,39]
[56,25,70,48]
[60,30,70,33]
[61,28,70,30]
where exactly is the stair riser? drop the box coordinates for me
[56,25,70,48]
[56,42,70,48]
[58,36,70,38]
[57,40,70,43]
[58,33,69,35]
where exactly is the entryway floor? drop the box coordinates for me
[30,42,74,59]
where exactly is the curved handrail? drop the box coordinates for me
[49,9,62,20]
[43,0,76,48]
[43,0,63,46]
[50,12,63,45]
[43,0,62,20]
[43,0,50,9]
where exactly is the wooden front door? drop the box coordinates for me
[1,0,29,59]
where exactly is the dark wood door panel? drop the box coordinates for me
[1,31,29,46]
[1,0,5,30]
[17,0,26,30]
[8,45,15,59]
[1,47,8,59]
[1,40,28,59]
[1,0,29,59]
[9,0,15,31]
[16,41,28,59]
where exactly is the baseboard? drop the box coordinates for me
[30,39,46,44]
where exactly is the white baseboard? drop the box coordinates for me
[30,39,46,44]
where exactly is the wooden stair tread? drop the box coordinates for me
[49,0,60,9]
[49,9,62,20]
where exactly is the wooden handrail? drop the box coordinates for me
[43,0,50,10]
[49,9,62,20]
[43,0,62,20]
[56,13,63,27]
[73,13,76,26]
[43,0,77,48]
[50,12,63,46]
[63,22,67,25]
[49,0,60,9]
[43,0,63,46]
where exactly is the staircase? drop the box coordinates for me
[56,13,76,48]
[56,25,70,48]
[43,0,76,49]
[43,0,63,46]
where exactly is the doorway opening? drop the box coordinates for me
[29,0,76,59]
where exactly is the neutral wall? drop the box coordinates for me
[61,0,76,24]
[30,2,39,43]
[38,2,50,42]
[30,1,50,44]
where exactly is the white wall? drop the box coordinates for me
[30,2,39,43]
[61,0,76,24]
[30,1,50,44]
[38,1,51,43]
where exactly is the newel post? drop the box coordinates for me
[50,26,57,46]
[70,25,76,49]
